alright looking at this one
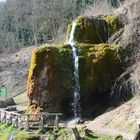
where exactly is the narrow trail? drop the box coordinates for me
[67,119,136,140]
[86,124,135,140]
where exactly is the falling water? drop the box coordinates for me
[69,21,81,121]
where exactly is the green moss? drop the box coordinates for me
[46,128,114,140]
[103,15,123,35]
[66,16,108,44]
[15,134,39,140]
[27,43,126,116]
[78,43,125,95]
[66,16,123,44]
[115,135,124,140]
[0,124,19,140]
[76,16,109,44]
[66,24,72,42]
[28,45,58,80]
[53,44,74,97]
[27,44,74,114]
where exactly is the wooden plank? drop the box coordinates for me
[0,110,63,130]
[0,110,20,116]
[20,120,39,122]
[21,113,62,116]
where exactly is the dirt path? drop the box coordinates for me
[86,123,135,140]
[67,119,136,140]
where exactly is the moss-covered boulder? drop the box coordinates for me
[27,43,125,117]
[66,16,123,44]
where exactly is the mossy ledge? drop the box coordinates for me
[27,43,125,117]
[66,15,123,44]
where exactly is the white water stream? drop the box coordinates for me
[69,21,81,121]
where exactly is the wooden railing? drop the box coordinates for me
[0,110,62,130]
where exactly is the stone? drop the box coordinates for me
[0,100,7,108]
[5,98,16,106]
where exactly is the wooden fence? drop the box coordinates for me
[0,110,62,130]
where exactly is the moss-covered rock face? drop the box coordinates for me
[27,44,74,115]
[79,43,124,95]
[27,43,125,117]
[78,44,125,116]
[103,15,123,35]
[66,16,123,44]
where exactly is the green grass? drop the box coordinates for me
[85,132,114,140]
[0,123,39,140]
[0,123,19,140]
[45,128,115,140]
[0,124,117,140]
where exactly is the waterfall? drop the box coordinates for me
[69,21,81,121]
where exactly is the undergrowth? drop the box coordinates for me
[0,124,116,140]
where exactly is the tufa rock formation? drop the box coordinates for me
[27,14,127,117]
[66,15,123,44]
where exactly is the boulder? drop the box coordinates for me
[0,98,16,108]
[5,98,16,106]
[27,43,125,117]
[0,100,7,108]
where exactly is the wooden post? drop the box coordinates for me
[39,114,44,131]
[26,114,29,130]
[12,115,18,127]
[0,111,1,122]
[15,115,19,127]
[2,112,6,123]
[54,115,59,129]
[8,114,12,124]
[72,127,81,140]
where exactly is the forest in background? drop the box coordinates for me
[0,0,124,52]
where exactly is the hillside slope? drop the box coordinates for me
[86,96,140,134]
[0,47,34,97]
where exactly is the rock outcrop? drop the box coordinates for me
[27,7,131,118]
[27,43,125,117]
[66,15,123,44]
[0,47,33,96]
